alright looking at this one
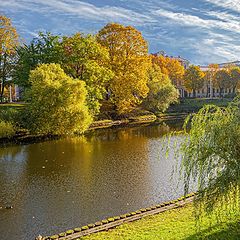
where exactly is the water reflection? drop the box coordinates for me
[0,122,184,240]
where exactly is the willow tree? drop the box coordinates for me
[25,64,92,135]
[179,99,240,223]
[0,15,18,101]
[97,23,150,114]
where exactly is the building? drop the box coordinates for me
[0,79,20,102]
[152,51,190,98]
[193,61,240,98]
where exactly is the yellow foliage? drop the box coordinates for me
[151,55,185,86]
[97,23,150,114]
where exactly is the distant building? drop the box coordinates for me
[0,79,21,102]
[194,61,240,98]
[152,52,190,97]
[153,51,190,69]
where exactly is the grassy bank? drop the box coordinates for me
[82,203,239,240]
[0,102,25,111]
[167,98,233,114]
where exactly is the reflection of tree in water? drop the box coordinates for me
[11,130,152,234]
[85,122,182,142]
[0,124,184,239]
[0,145,28,207]
[0,145,26,161]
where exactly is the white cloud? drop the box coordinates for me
[0,0,155,25]
[153,9,240,33]
[204,0,240,13]
[1,0,239,64]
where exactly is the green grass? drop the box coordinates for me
[0,102,25,111]
[168,98,233,114]
[82,203,240,240]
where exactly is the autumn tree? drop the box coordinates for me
[24,64,92,135]
[214,69,231,97]
[229,67,240,94]
[204,64,219,98]
[143,64,179,112]
[14,32,60,89]
[152,55,185,86]
[183,65,205,97]
[97,23,150,114]
[0,15,19,102]
[59,33,113,116]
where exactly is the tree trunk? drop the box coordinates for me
[219,88,223,98]
[0,79,5,102]
[193,89,196,98]
[0,54,7,102]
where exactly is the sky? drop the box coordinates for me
[1,0,240,65]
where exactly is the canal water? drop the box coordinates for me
[0,122,185,240]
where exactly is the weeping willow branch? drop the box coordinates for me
[175,97,240,223]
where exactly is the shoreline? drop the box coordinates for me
[0,113,187,146]
[39,193,195,240]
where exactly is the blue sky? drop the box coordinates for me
[1,0,240,65]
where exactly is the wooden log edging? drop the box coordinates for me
[39,193,195,240]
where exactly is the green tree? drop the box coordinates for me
[97,23,150,114]
[59,33,113,117]
[0,15,19,102]
[179,100,240,223]
[24,63,92,135]
[143,64,179,112]
[183,65,205,98]
[14,32,60,89]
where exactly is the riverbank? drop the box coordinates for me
[0,98,232,144]
[41,193,240,240]
[82,203,239,240]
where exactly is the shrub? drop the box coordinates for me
[143,64,179,113]
[0,120,16,138]
[24,64,92,135]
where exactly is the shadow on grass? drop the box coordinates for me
[185,220,240,240]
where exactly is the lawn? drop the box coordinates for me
[0,102,25,109]
[82,203,240,240]
[168,98,233,114]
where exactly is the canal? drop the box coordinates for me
[0,122,185,240]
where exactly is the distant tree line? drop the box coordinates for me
[1,15,240,135]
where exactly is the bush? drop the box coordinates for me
[24,63,92,135]
[0,108,21,124]
[143,64,179,112]
[0,120,16,138]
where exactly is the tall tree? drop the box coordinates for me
[97,23,150,114]
[229,67,240,94]
[0,15,18,102]
[204,64,219,98]
[143,64,179,112]
[214,69,231,97]
[152,55,185,86]
[59,33,113,117]
[14,32,60,89]
[183,65,205,97]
